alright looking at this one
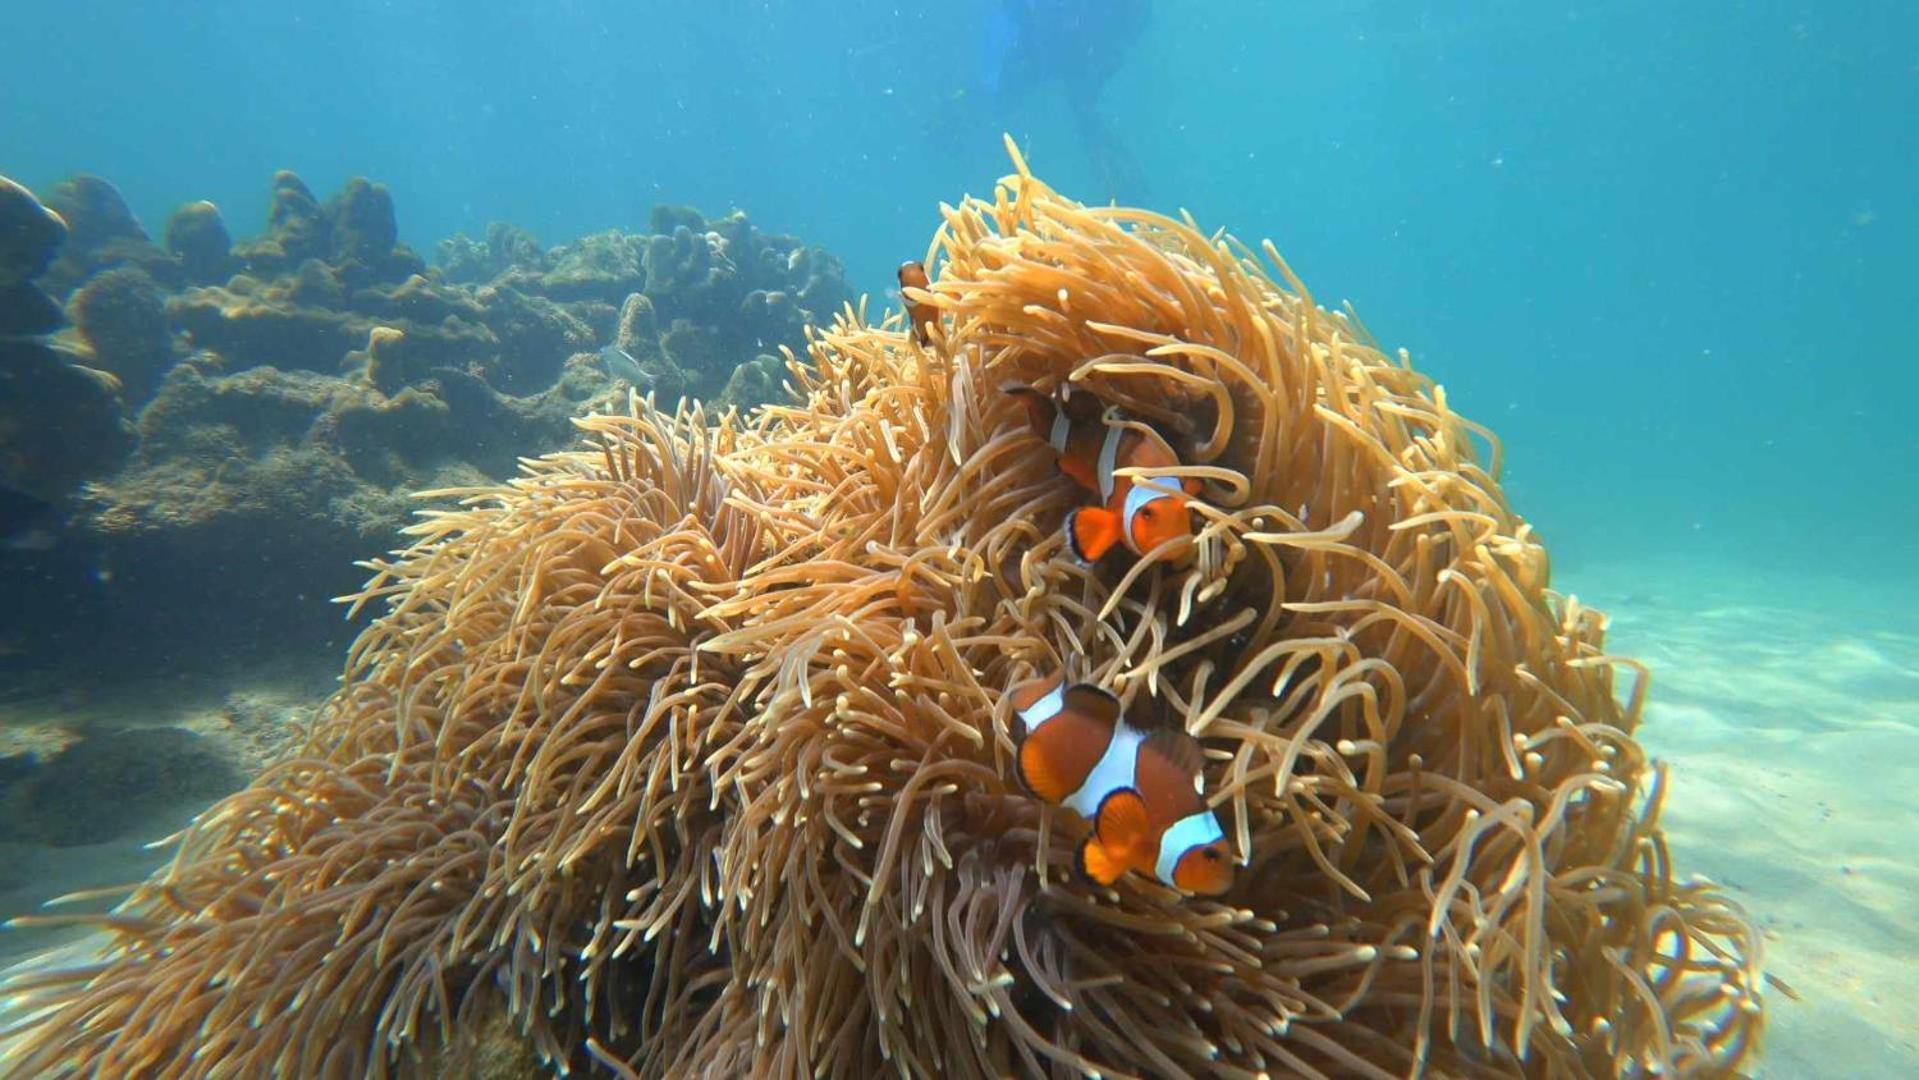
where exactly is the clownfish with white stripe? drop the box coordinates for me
[1003,383,1200,564]
[898,260,938,346]
[1009,672,1235,896]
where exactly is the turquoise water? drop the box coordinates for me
[3,1,1915,1074]
[7,1,1912,573]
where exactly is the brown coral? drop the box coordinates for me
[0,148,1765,1078]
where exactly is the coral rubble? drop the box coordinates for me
[0,154,1765,1077]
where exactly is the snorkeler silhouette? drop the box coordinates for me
[953,0,1152,202]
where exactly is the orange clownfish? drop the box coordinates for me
[1009,673,1235,896]
[898,260,937,346]
[1004,384,1200,564]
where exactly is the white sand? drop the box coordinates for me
[1563,557,1919,1077]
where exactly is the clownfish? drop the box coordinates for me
[898,260,938,346]
[1003,384,1200,564]
[1009,673,1235,896]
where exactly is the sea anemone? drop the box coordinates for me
[0,145,1766,1078]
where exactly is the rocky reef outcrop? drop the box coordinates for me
[0,169,849,673]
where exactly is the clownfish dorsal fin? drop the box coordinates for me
[1008,673,1065,720]
[1000,383,1056,434]
[1142,728,1207,784]
[1059,684,1121,732]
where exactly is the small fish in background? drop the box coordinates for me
[599,343,648,387]
[1009,672,1234,896]
[1003,383,1200,564]
[897,260,938,346]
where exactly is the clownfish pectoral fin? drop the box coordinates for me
[1077,835,1128,887]
[1092,787,1152,852]
[1065,506,1123,564]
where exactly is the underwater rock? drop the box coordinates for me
[713,351,787,413]
[350,272,486,325]
[328,178,397,263]
[167,283,369,373]
[89,359,601,548]
[2,166,848,682]
[0,176,68,287]
[88,364,462,555]
[43,175,146,252]
[0,282,65,339]
[37,174,178,298]
[326,177,424,287]
[233,169,328,274]
[614,290,659,355]
[540,229,649,305]
[435,221,548,285]
[70,266,176,402]
[163,200,234,285]
[356,325,410,396]
[0,727,239,847]
[0,340,132,505]
[658,318,728,395]
[648,203,706,235]
[642,224,730,307]
[472,284,594,394]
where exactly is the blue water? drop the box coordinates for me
[6,1,1912,580]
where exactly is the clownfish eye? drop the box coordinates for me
[1202,848,1221,861]
[1139,504,1156,520]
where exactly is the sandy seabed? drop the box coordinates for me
[3,556,1914,1076]
[1563,556,1919,1078]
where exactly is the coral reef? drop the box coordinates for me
[0,178,70,342]
[162,200,234,286]
[0,154,1764,1077]
[70,267,173,402]
[0,343,131,506]
[0,169,848,673]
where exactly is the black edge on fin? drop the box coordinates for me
[1090,785,1148,848]
[1062,509,1092,565]
[1060,683,1121,728]
[1072,833,1095,884]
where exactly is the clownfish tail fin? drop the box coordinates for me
[1065,507,1122,564]
[1077,835,1127,887]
